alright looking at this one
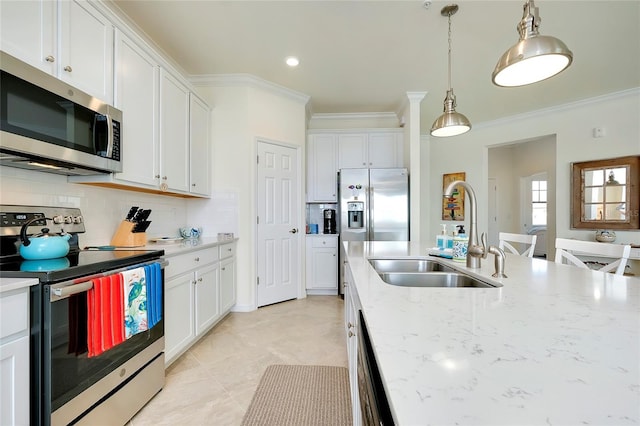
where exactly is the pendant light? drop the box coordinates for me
[431,4,471,138]
[492,0,573,87]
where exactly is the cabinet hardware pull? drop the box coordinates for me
[348,331,355,338]
[45,55,55,63]
[348,322,354,328]
[198,277,203,282]
[192,183,196,186]
[289,228,298,234]
[222,267,226,271]
[64,65,72,72]
[155,175,160,179]
[162,176,167,180]
[194,257,200,261]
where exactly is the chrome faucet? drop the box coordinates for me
[443,180,507,277]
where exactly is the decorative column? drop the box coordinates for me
[405,91,427,242]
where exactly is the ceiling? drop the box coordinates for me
[109,0,640,133]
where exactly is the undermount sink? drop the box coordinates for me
[378,272,501,288]
[368,258,456,273]
[368,258,502,288]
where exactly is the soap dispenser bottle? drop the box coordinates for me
[436,224,447,248]
[453,225,468,262]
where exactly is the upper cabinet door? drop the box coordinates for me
[338,133,368,169]
[307,134,338,202]
[0,0,56,75]
[59,0,114,104]
[189,93,211,196]
[114,30,160,187]
[368,132,402,168]
[160,69,190,193]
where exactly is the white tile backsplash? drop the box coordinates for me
[0,167,239,246]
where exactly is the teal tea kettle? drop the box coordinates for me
[19,217,71,260]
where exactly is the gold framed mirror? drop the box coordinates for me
[571,155,639,229]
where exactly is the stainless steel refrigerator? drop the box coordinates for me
[338,168,409,293]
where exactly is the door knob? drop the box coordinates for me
[289,228,298,234]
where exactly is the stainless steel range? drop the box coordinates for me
[0,205,166,426]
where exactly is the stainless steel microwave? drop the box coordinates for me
[0,51,122,175]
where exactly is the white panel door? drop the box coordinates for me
[257,141,300,307]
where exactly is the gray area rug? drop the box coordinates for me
[241,364,352,426]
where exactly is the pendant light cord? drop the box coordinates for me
[447,11,452,91]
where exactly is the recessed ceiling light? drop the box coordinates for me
[285,56,299,67]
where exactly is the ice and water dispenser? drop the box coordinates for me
[347,202,364,228]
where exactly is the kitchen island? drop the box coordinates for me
[344,241,639,425]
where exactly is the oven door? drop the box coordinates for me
[34,260,165,426]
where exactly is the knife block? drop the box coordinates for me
[110,221,146,247]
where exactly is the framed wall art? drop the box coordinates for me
[442,172,465,221]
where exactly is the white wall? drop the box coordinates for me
[426,89,640,259]
[488,136,556,256]
[193,81,308,311]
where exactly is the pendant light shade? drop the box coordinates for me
[492,0,572,87]
[430,89,471,137]
[431,4,471,138]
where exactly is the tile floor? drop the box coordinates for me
[130,295,347,425]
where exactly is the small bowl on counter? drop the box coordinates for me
[179,227,203,240]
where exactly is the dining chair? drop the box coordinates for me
[554,238,631,275]
[498,232,538,258]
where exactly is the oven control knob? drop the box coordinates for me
[64,216,73,224]
[72,216,83,224]
[52,215,65,224]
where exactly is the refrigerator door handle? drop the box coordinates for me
[368,185,374,239]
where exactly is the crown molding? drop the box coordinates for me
[475,87,640,130]
[310,112,399,121]
[189,73,310,105]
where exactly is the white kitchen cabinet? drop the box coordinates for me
[70,32,212,198]
[164,271,195,364]
[367,132,402,168]
[338,131,403,169]
[219,242,237,313]
[305,236,338,295]
[1,0,114,103]
[0,287,31,426]
[307,134,338,202]
[0,0,56,75]
[164,246,220,365]
[194,263,220,335]
[160,69,190,193]
[112,30,160,188]
[344,266,362,426]
[189,93,212,196]
[338,133,369,169]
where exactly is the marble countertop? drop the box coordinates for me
[344,241,640,425]
[0,277,39,293]
[144,237,237,257]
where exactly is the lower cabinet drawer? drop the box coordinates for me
[165,247,218,278]
[219,242,235,259]
[311,237,338,248]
